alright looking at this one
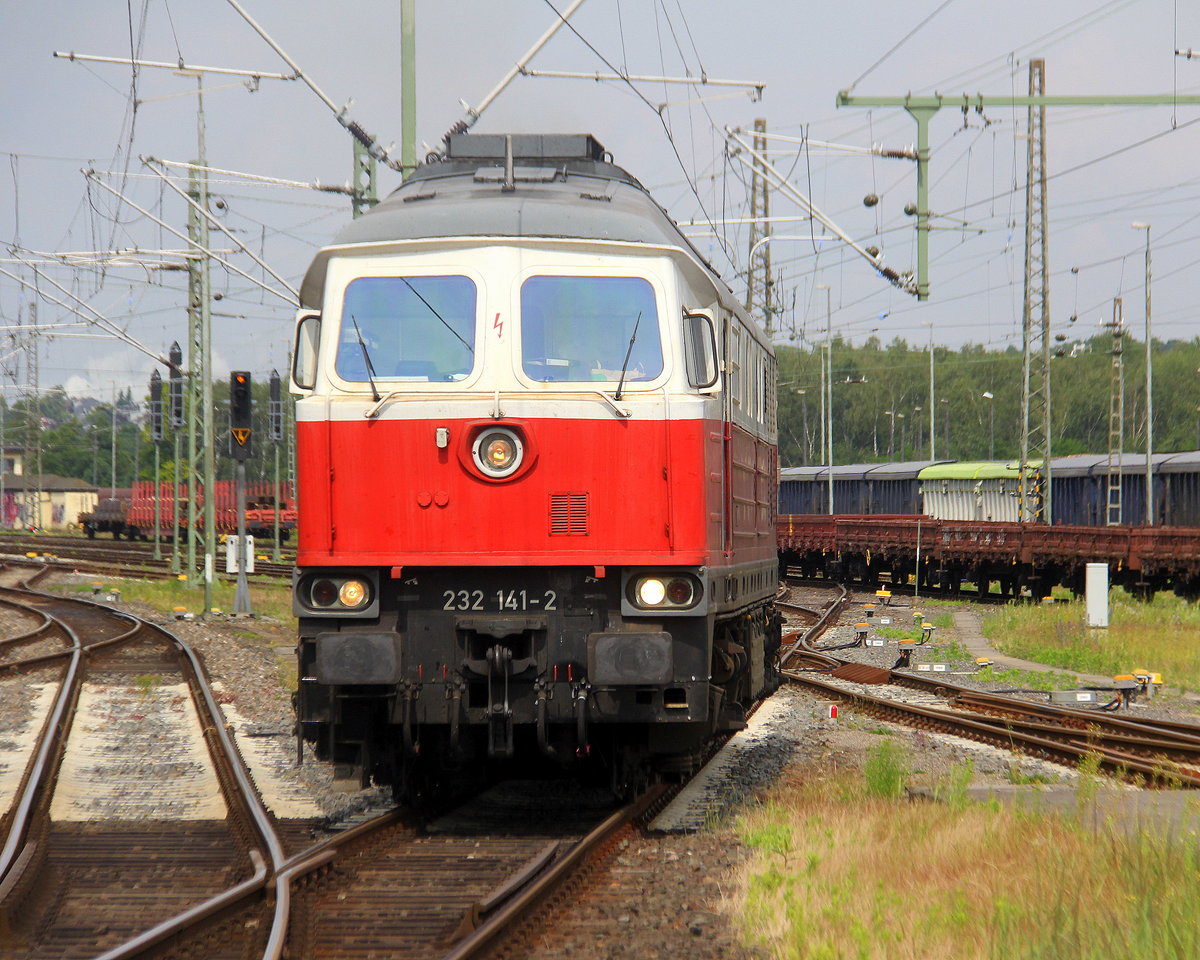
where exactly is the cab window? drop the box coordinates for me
[335,275,476,382]
[520,276,662,383]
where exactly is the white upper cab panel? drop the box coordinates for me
[309,241,721,405]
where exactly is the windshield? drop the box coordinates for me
[520,276,662,383]
[335,275,477,382]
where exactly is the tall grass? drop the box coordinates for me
[734,759,1200,959]
[983,589,1200,689]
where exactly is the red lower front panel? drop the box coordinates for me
[298,415,760,567]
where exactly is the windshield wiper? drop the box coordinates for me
[351,315,381,402]
[398,276,474,355]
[613,311,642,402]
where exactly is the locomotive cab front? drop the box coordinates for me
[290,134,779,798]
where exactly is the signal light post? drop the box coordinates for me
[230,371,253,616]
[269,370,284,561]
[149,371,164,561]
[168,342,184,574]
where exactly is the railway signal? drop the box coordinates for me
[149,370,164,562]
[149,370,164,442]
[229,371,253,460]
[167,342,184,575]
[229,370,254,616]
[167,342,184,429]
[268,370,282,442]
[268,369,283,562]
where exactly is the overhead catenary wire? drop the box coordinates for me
[83,169,299,308]
[537,0,737,267]
[141,157,299,299]
[844,0,958,93]
[222,0,402,171]
[0,261,172,367]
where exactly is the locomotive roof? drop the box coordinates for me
[300,133,753,333]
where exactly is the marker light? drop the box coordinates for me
[339,579,369,608]
[628,572,703,611]
[311,579,338,607]
[666,578,693,604]
[637,578,667,606]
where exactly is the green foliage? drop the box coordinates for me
[876,625,922,641]
[12,379,295,487]
[984,589,1200,690]
[775,334,1200,466]
[742,814,795,860]
[67,577,295,624]
[933,758,975,810]
[863,739,910,798]
[973,664,1081,691]
[1006,765,1056,786]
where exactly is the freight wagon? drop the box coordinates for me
[79,480,296,542]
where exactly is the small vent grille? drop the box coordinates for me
[549,493,589,536]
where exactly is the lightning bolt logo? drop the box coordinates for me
[493,312,503,338]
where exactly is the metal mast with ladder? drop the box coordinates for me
[1018,59,1051,523]
[1105,298,1125,525]
[744,118,774,332]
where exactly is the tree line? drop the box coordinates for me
[775,332,1199,467]
[8,331,1198,485]
[4,377,290,491]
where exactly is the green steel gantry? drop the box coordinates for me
[838,72,1200,523]
[836,86,1200,301]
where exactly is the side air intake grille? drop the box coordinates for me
[550,493,589,536]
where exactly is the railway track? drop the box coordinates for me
[0,532,294,582]
[0,564,710,959]
[0,567,285,958]
[777,580,1200,788]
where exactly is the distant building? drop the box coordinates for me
[0,473,98,531]
[0,447,24,476]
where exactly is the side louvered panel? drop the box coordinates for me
[549,492,589,536]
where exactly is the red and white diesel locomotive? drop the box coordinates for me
[290,133,780,797]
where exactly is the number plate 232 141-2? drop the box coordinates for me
[441,589,559,612]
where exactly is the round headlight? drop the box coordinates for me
[666,578,693,605]
[311,579,338,607]
[485,436,515,469]
[473,428,523,478]
[339,579,368,608]
[637,577,666,606]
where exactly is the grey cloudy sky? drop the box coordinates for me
[3,0,1198,400]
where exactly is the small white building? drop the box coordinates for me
[0,473,98,532]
